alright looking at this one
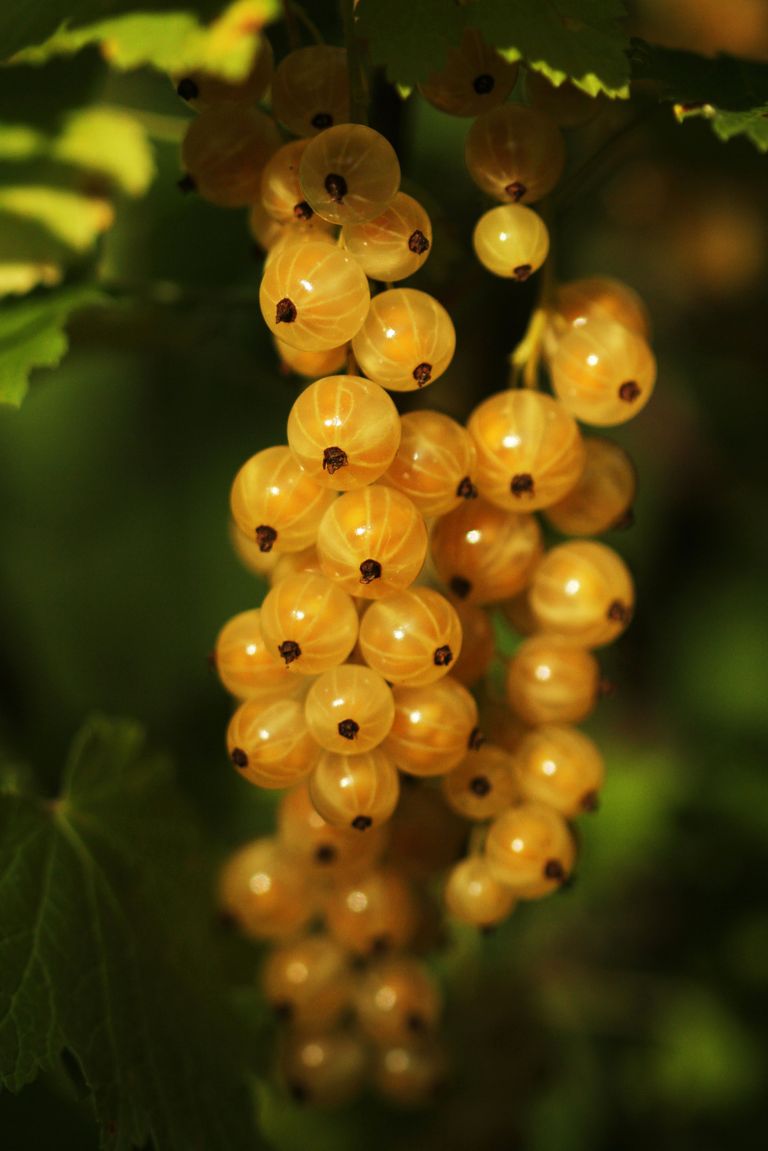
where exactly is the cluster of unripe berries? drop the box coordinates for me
[178,26,656,1109]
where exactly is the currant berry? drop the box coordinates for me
[528,540,635,647]
[418,28,518,117]
[341,192,432,281]
[387,784,468,879]
[550,319,657,426]
[515,724,605,817]
[384,677,479,777]
[180,106,280,207]
[214,609,303,703]
[499,588,539,637]
[300,124,400,225]
[465,105,566,204]
[271,45,351,138]
[373,1038,448,1106]
[467,389,586,511]
[430,498,543,606]
[351,289,455,392]
[261,139,316,223]
[381,410,478,516]
[174,36,274,110]
[358,587,463,688]
[450,603,495,686]
[524,69,602,127]
[262,934,351,1030]
[309,746,400,831]
[444,856,517,928]
[544,436,637,536]
[279,1031,367,1109]
[505,635,599,725]
[485,801,576,895]
[218,838,313,940]
[274,338,347,379]
[261,218,338,267]
[260,572,359,674]
[248,199,286,253]
[441,744,520,821]
[229,520,279,577]
[260,240,370,352]
[230,446,336,554]
[227,697,318,789]
[287,375,401,491]
[305,664,395,754]
[553,276,651,340]
[356,957,442,1044]
[277,783,387,878]
[472,203,550,281]
[317,486,428,600]
[269,545,325,585]
[325,867,419,956]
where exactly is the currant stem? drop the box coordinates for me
[341,0,369,125]
[508,206,557,389]
[281,0,301,50]
[291,1,324,44]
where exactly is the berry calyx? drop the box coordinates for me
[510,473,535,497]
[618,380,642,403]
[323,446,349,475]
[276,298,297,324]
[231,747,248,768]
[408,229,430,255]
[456,476,478,499]
[433,645,453,667]
[324,172,348,202]
[360,558,383,584]
[338,719,360,740]
[413,362,432,386]
[473,73,495,94]
[277,640,302,665]
[352,815,373,831]
[469,775,491,796]
[255,524,278,552]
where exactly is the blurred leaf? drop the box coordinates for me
[52,107,156,195]
[0,716,266,1151]
[255,1080,363,1151]
[356,0,631,97]
[0,286,104,407]
[0,186,114,250]
[10,1,279,80]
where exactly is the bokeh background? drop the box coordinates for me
[1,1,767,1147]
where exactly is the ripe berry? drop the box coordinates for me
[381,410,478,516]
[358,587,463,688]
[473,204,550,280]
[230,446,336,554]
[274,338,347,379]
[218,838,314,940]
[229,521,279,577]
[373,1038,448,1106]
[277,783,387,879]
[356,957,442,1044]
[450,603,495,687]
[309,746,400,830]
[528,540,635,647]
[384,677,479,777]
[260,571,359,674]
[227,697,319,789]
[260,139,315,223]
[214,608,303,703]
[305,664,395,754]
[465,104,566,203]
[180,106,280,207]
[341,192,432,281]
[325,867,419,956]
[485,802,576,896]
[444,856,517,927]
[553,276,651,340]
[352,289,456,392]
[441,744,520,821]
[430,498,543,606]
[174,36,274,111]
[544,436,637,536]
[505,635,600,725]
[279,1031,368,1109]
[515,724,605,817]
[550,319,657,426]
[262,934,351,1031]
[418,29,518,117]
[300,124,400,225]
[271,45,351,138]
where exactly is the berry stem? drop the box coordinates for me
[281,0,301,50]
[341,0,369,125]
[509,204,556,389]
[291,1,324,44]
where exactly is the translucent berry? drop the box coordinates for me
[262,934,351,1031]
[269,545,325,585]
[248,199,286,253]
[274,338,347,379]
[260,572,359,674]
[351,289,455,392]
[261,139,316,223]
[180,106,280,207]
[506,635,599,725]
[287,375,401,491]
[373,1038,448,1106]
[528,540,635,647]
[444,856,517,927]
[228,520,279,576]
[381,410,478,516]
[441,744,520,821]
[515,724,605,817]
[309,746,400,830]
[356,957,442,1044]
[260,240,370,352]
[227,697,318,789]
[305,664,395,754]
[317,486,428,600]
[418,28,518,117]
[468,389,585,511]
[341,192,432,281]
[450,603,495,686]
[544,436,637,536]
[174,36,274,110]
[473,204,550,280]
[430,498,543,606]
[300,124,400,226]
[384,677,479,777]
[550,318,656,426]
[465,104,566,203]
[271,45,350,137]
[230,446,336,555]
[218,838,313,940]
[277,783,387,879]
[358,587,463,688]
[553,276,651,340]
[485,801,576,895]
[326,867,419,956]
[279,1031,367,1109]
[214,609,303,703]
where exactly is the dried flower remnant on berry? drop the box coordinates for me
[511,473,535,497]
[505,181,526,202]
[360,559,382,584]
[278,639,302,664]
[450,576,472,599]
[293,200,313,220]
[413,363,432,387]
[581,790,599,812]
[231,747,249,768]
[312,112,333,129]
[544,859,565,880]
[323,446,348,475]
[255,524,278,552]
[408,230,430,255]
[514,264,533,281]
[314,843,337,864]
[456,476,478,499]
[468,726,485,750]
[276,298,297,324]
[469,775,491,796]
[352,815,373,831]
[473,74,495,94]
[619,380,641,403]
[433,645,453,667]
[324,173,348,202]
[338,719,360,740]
[607,600,631,623]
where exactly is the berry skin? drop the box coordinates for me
[277,783,387,879]
[270,45,350,138]
[300,124,400,226]
[544,436,637,536]
[441,744,520,821]
[229,521,279,577]
[260,572,359,675]
[174,36,274,110]
[260,240,370,352]
[287,375,401,491]
[553,276,651,340]
[465,104,566,204]
[227,697,318,789]
[248,199,286,253]
[528,540,635,648]
[262,934,351,1031]
[450,603,496,687]
[341,192,432,281]
[317,485,428,601]
[309,746,400,831]
[384,677,479,777]
[524,69,602,127]
[505,635,600,725]
[387,784,468,879]
[269,545,325,585]
[380,410,478,516]
[418,28,518,117]
[550,319,657,426]
[515,724,605,817]
[218,838,314,940]
[473,204,550,281]
[373,1038,448,1107]
[180,106,280,207]
[261,139,315,223]
[467,389,586,512]
[358,587,463,688]
[444,856,517,928]
[230,445,336,554]
[325,867,419,956]
[485,801,576,896]
[430,498,543,606]
[351,289,456,393]
[274,338,347,379]
[214,608,303,703]
[356,956,442,1044]
[279,1031,368,1109]
[305,664,395,754]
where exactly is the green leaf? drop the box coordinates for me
[0,286,103,407]
[356,0,630,97]
[8,1,279,79]
[629,38,768,152]
[0,716,265,1151]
